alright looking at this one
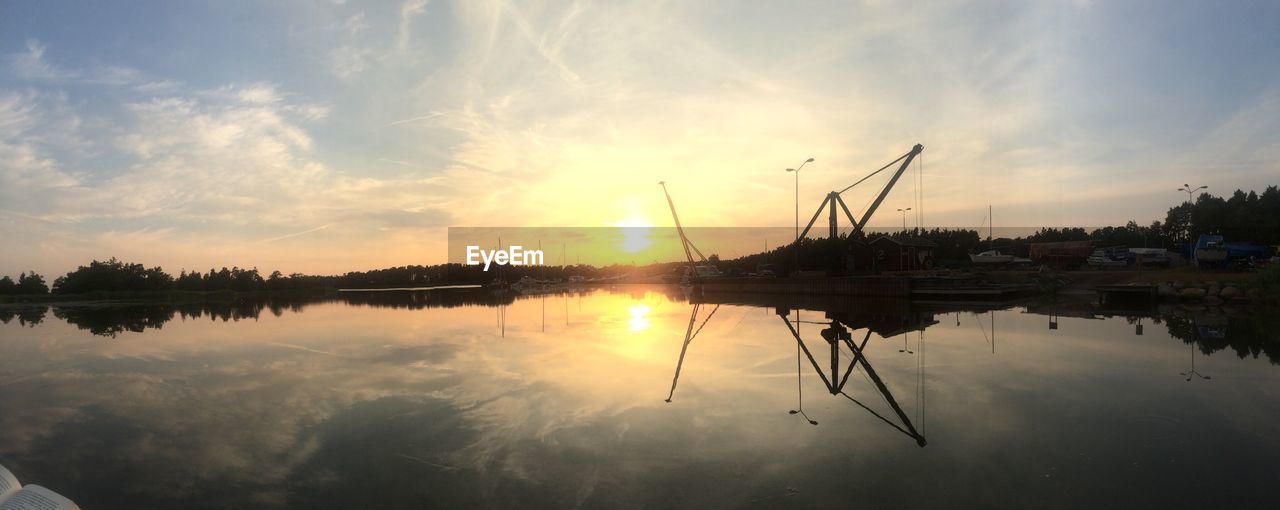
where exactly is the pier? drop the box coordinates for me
[1096,283,1158,305]
[695,275,1038,301]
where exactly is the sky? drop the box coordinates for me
[2,0,1278,276]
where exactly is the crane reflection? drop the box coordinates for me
[665,300,929,447]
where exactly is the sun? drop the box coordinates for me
[614,215,653,253]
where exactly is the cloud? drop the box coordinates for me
[397,0,430,53]
[4,1,1280,275]
[5,39,74,80]
[259,224,332,243]
[0,70,449,274]
[87,65,144,86]
[333,11,369,37]
[386,112,443,126]
[327,45,374,79]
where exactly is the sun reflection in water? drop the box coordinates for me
[628,304,652,332]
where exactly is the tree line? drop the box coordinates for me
[0,272,48,295]
[2,258,638,296]
[716,186,1279,271]
[2,186,1275,294]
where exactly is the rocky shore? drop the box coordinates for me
[1155,280,1266,305]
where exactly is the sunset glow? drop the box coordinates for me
[2,2,1278,276]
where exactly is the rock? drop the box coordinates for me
[1180,288,1206,299]
[1204,295,1224,305]
[1220,286,1241,299]
[1172,280,1186,290]
[1206,284,1222,297]
[1157,283,1178,298]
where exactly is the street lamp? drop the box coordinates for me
[1178,184,1207,204]
[785,157,814,273]
[1177,184,1207,243]
[897,207,912,233]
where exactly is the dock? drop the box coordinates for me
[698,276,910,298]
[1095,283,1158,304]
[695,276,1039,301]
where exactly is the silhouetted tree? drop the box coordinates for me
[17,272,49,294]
[1166,186,1280,245]
[52,258,175,294]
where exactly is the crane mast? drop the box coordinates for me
[658,181,708,266]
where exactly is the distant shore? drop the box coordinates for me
[1,267,1274,307]
[0,288,335,306]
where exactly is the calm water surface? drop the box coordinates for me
[1,288,1278,509]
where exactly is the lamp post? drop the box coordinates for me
[897,207,912,233]
[785,157,814,274]
[1178,184,1207,204]
[1177,184,1206,244]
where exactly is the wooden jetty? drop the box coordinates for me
[1095,283,1157,305]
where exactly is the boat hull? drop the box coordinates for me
[969,254,1014,264]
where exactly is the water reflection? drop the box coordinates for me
[0,305,47,327]
[0,289,541,338]
[2,287,1279,508]
[666,294,943,447]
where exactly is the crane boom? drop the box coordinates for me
[659,181,707,265]
[796,144,924,242]
[851,144,923,237]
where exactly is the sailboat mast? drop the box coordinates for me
[988,205,993,242]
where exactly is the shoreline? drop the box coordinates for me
[1,267,1274,307]
[0,288,336,306]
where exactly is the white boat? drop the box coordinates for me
[969,206,1014,264]
[1128,248,1170,266]
[1087,249,1127,268]
[511,276,546,290]
[969,250,1014,264]
[681,264,723,283]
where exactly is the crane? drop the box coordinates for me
[659,181,710,268]
[795,144,924,242]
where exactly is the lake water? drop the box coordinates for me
[1,287,1278,509]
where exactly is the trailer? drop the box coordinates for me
[1029,240,1094,268]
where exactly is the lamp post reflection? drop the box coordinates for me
[789,340,818,425]
[1181,344,1211,382]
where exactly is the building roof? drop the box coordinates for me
[871,236,938,248]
